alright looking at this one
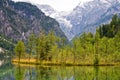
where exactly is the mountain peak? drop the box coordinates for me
[77,0,93,8]
[67,0,120,38]
[36,4,57,16]
[94,0,120,4]
[78,2,85,8]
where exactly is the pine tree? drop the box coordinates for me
[94,30,100,65]
[27,33,36,60]
[14,40,25,62]
[46,31,57,61]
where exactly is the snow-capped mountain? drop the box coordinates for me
[36,5,56,16]
[37,0,120,40]
[37,5,74,40]
[67,0,120,36]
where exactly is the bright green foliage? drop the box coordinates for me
[14,66,25,80]
[14,40,25,61]
[14,15,120,65]
[36,31,47,60]
[94,30,100,65]
[113,32,120,61]
[27,33,36,59]
[35,31,60,61]
[46,31,58,61]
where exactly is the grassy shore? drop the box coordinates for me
[12,58,120,66]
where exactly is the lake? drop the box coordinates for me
[0,63,120,80]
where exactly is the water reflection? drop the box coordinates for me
[15,65,25,80]
[36,66,52,80]
[0,62,14,80]
[93,66,99,80]
[0,64,120,80]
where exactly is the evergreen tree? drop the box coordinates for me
[27,33,36,60]
[37,31,46,61]
[94,30,100,65]
[14,40,25,62]
[46,31,57,61]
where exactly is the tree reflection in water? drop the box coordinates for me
[1,65,120,80]
[14,64,25,80]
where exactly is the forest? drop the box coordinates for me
[13,15,120,66]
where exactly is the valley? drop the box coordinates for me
[0,0,120,80]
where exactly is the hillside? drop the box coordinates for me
[0,0,66,42]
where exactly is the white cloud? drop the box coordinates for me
[12,0,92,11]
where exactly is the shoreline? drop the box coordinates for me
[12,59,120,66]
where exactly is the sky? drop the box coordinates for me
[12,0,92,11]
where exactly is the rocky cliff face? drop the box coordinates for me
[0,0,66,41]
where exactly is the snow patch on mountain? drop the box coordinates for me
[67,0,120,37]
[36,0,120,40]
[37,4,74,40]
